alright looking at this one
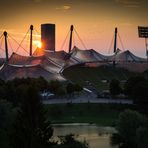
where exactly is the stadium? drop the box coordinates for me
[0,24,148,81]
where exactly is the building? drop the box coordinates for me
[41,24,55,52]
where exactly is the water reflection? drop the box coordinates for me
[53,124,117,148]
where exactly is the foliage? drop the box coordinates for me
[124,76,146,96]
[0,77,50,105]
[66,83,75,94]
[124,76,148,105]
[49,80,62,93]
[136,127,148,148]
[0,100,17,148]
[10,86,53,148]
[0,78,87,148]
[111,110,148,148]
[66,83,83,94]
[109,79,122,96]
[73,83,83,92]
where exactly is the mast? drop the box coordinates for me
[145,38,148,62]
[114,27,117,53]
[30,25,33,56]
[68,25,74,53]
[3,31,9,63]
[113,27,117,66]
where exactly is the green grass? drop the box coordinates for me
[63,65,137,90]
[45,103,134,126]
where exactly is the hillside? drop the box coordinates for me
[63,65,138,91]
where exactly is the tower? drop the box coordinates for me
[68,25,74,53]
[114,27,117,53]
[30,25,33,56]
[113,27,117,67]
[3,31,9,63]
[41,24,55,52]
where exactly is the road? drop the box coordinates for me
[42,94,133,105]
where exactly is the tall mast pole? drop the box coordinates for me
[68,25,74,53]
[3,31,9,63]
[113,27,118,66]
[145,38,148,62]
[114,27,118,53]
[30,25,33,56]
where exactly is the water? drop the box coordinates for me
[52,123,117,148]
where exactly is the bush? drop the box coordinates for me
[109,79,122,96]
[124,76,148,105]
[111,110,148,148]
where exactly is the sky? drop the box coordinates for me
[0,0,148,57]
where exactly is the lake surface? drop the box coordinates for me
[53,124,117,148]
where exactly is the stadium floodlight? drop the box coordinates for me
[138,26,148,61]
[138,26,148,38]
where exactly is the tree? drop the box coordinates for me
[124,76,148,105]
[109,79,122,96]
[111,110,148,148]
[74,83,83,92]
[49,80,62,94]
[10,86,53,148]
[132,81,148,104]
[66,83,75,94]
[0,100,16,148]
[136,127,148,148]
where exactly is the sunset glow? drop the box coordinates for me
[0,0,148,57]
[33,40,42,48]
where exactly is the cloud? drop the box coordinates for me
[115,0,142,8]
[56,5,71,11]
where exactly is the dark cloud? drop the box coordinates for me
[114,0,145,7]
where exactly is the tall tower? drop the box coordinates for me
[114,27,117,53]
[41,24,55,52]
[3,31,9,63]
[69,25,74,53]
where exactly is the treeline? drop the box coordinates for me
[109,76,148,104]
[0,77,87,148]
[0,77,83,105]
[111,110,148,148]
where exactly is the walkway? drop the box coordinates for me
[42,95,133,105]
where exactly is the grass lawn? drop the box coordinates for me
[45,103,134,126]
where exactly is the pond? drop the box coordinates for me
[52,123,117,148]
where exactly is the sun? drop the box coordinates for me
[33,40,42,48]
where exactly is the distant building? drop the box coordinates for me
[41,24,55,52]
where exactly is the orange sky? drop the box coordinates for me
[0,0,148,57]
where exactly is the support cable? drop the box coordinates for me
[74,28,87,49]
[0,36,4,50]
[73,31,76,47]
[118,33,125,51]
[34,28,41,35]
[0,34,3,40]
[24,33,30,54]
[8,38,14,53]
[108,35,114,54]
[0,36,5,57]
[15,29,30,53]
[60,30,70,51]
[8,34,29,54]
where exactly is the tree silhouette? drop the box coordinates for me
[11,86,53,148]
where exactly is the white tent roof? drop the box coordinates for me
[71,46,114,62]
[112,50,146,62]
